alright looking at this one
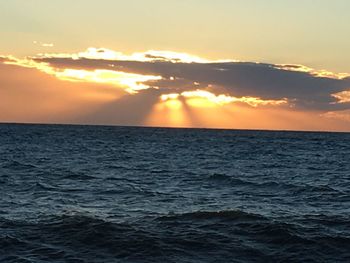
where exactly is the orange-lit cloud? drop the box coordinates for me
[1,48,350,131]
[28,48,350,112]
[35,47,212,63]
[322,110,350,123]
[160,90,288,108]
[276,64,350,80]
[3,55,162,93]
[331,90,350,104]
[33,41,54,48]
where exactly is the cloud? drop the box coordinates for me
[33,41,54,47]
[322,110,350,122]
[160,89,288,107]
[27,48,350,111]
[1,51,350,131]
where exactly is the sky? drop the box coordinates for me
[1,0,350,131]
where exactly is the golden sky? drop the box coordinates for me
[1,1,350,131]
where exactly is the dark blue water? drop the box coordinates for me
[1,124,350,262]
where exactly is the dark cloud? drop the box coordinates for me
[34,57,350,111]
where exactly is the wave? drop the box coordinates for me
[206,173,343,195]
[1,212,349,262]
[61,171,97,180]
[157,209,265,221]
[207,173,257,186]
[1,160,38,170]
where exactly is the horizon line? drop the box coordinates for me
[1,121,349,134]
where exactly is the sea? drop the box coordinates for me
[0,123,349,262]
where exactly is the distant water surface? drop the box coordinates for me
[0,124,350,262]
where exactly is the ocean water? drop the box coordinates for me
[0,123,350,263]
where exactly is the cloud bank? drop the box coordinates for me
[1,48,350,131]
[28,48,350,111]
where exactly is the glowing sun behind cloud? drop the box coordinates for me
[146,90,290,128]
[1,47,350,131]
